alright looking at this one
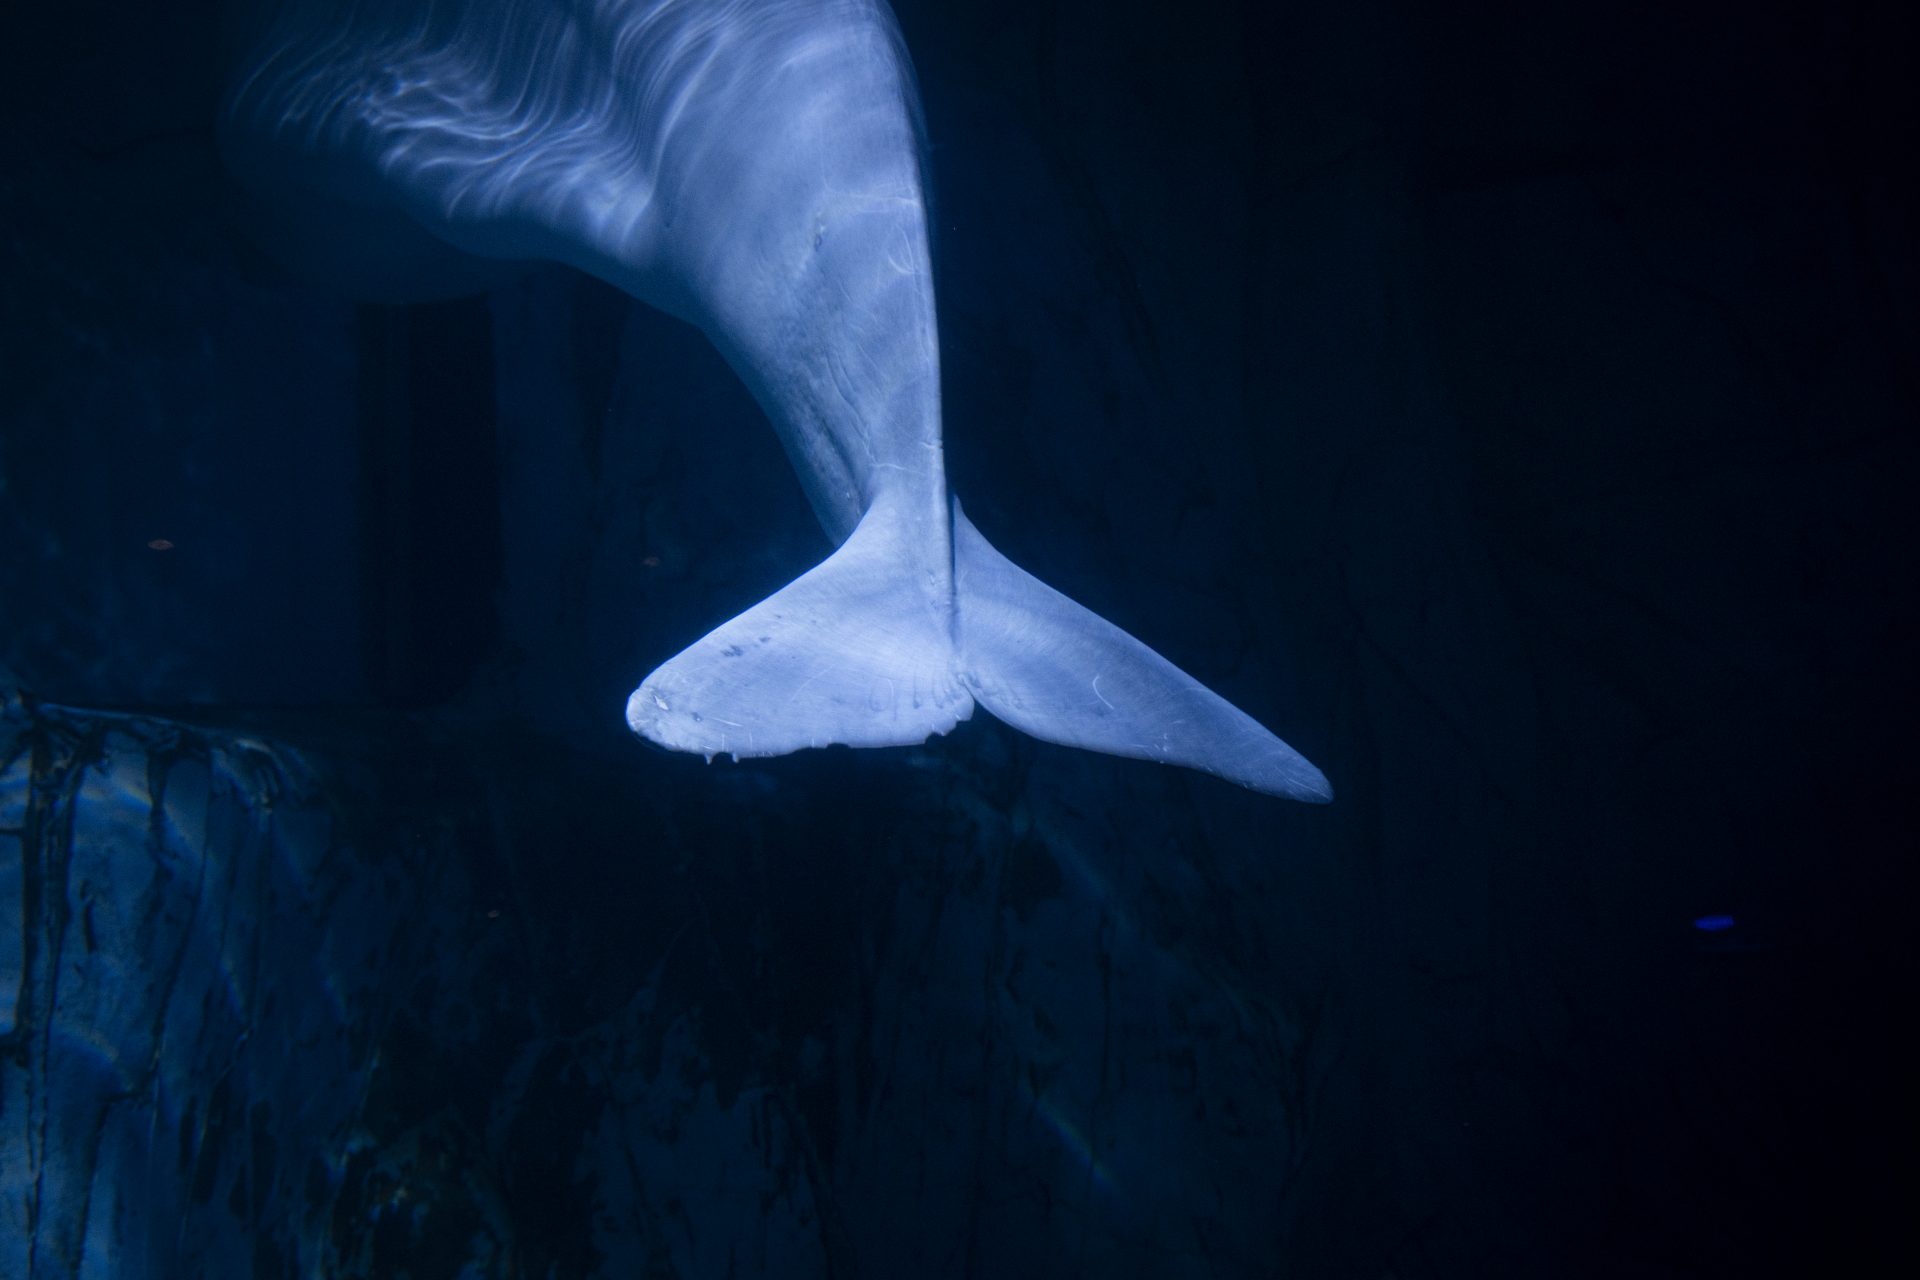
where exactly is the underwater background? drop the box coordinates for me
[2,0,1913,1276]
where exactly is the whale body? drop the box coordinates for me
[221,0,1331,800]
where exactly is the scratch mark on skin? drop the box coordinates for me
[1091,673,1115,712]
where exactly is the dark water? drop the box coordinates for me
[2,1,1914,1275]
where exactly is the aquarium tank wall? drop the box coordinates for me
[2,0,1913,1276]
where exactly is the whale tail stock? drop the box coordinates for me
[628,501,1332,802]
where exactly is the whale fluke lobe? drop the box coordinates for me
[950,507,1333,802]
[628,498,973,759]
[225,0,1331,799]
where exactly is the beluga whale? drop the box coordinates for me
[220,0,1332,801]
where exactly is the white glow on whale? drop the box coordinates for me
[223,0,1332,800]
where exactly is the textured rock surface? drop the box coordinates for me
[0,694,436,1277]
[1,690,1331,1277]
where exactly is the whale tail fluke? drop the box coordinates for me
[627,501,974,760]
[627,501,1329,801]
[951,503,1332,802]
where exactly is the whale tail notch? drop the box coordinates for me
[627,500,1331,801]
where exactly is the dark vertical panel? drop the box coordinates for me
[357,298,503,706]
